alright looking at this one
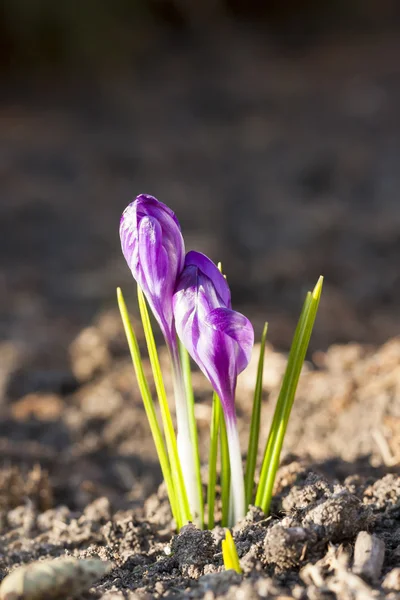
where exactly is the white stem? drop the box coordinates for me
[228,478,235,526]
[226,420,245,525]
[172,361,202,527]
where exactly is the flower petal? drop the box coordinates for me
[205,307,254,374]
[173,253,254,417]
[135,194,181,230]
[184,251,231,308]
[120,194,185,344]
[138,216,169,293]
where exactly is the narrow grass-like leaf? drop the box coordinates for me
[117,287,180,526]
[137,287,191,526]
[255,277,323,514]
[244,322,268,508]
[179,341,204,528]
[207,391,221,529]
[215,260,232,527]
[179,345,204,525]
[255,291,312,511]
[220,407,231,527]
[222,530,242,574]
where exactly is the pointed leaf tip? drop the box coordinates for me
[223,530,242,574]
[225,529,234,545]
[117,287,125,308]
[217,261,227,280]
[312,276,324,300]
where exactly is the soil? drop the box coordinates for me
[0,312,399,598]
[1,25,400,600]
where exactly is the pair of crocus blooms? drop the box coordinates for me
[120,194,254,525]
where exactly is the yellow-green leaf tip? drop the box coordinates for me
[222,530,242,574]
[312,276,324,300]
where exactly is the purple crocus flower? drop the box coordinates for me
[173,251,254,523]
[173,251,254,424]
[120,195,203,525]
[120,194,185,345]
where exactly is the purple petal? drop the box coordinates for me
[185,251,231,308]
[120,194,185,343]
[173,254,254,423]
[197,330,234,406]
[137,217,168,293]
[205,307,254,374]
[130,194,181,230]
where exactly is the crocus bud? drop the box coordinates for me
[173,251,254,425]
[120,194,185,344]
[173,251,254,524]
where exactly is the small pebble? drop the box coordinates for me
[0,557,112,600]
[382,568,400,592]
[352,531,385,582]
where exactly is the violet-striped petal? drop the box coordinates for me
[120,194,185,343]
[173,251,254,423]
[185,251,231,308]
[205,307,254,374]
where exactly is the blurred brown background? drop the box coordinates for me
[1,0,400,374]
[0,2,399,537]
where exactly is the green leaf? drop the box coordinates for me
[215,260,232,527]
[222,529,242,574]
[137,287,191,527]
[207,391,221,529]
[220,406,231,527]
[117,287,180,526]
[179,341,204,529]
[244,322,268,508]
[255,276,323,514]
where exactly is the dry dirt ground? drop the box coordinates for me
[0,27,400,599]
[0,310,399,598]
